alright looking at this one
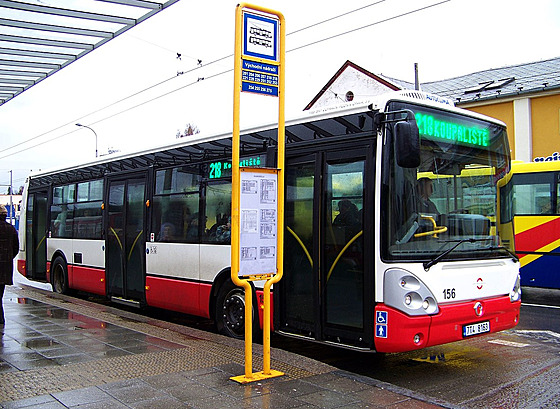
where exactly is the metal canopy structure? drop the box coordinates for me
[0,0,180,105]
[28,111,375,188]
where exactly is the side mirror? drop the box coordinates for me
[395,120,420,168]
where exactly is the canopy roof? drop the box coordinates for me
[0,0,180,105]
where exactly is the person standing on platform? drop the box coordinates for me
[0,204,19,325]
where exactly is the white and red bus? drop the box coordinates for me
[18,90,521,352]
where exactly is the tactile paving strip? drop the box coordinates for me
[0,287,324,402]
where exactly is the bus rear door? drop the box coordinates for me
[25,190,48,281]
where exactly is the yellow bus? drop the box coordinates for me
[499,160,560,288]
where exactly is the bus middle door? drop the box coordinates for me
[106,175,147,306]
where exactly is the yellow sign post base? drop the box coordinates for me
[231,369,284,384]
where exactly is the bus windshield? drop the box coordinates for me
[382,101,512,263]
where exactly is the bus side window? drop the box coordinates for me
[204,182,232,244]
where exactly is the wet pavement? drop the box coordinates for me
[0,285,448,409]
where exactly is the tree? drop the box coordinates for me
[176,123,200,139]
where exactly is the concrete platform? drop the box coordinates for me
[0,285,448,408]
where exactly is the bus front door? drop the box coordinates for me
[25,190,48,281]
[106,176,147,305]
[280,145,374,349]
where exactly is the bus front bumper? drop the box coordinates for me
[373,296,521,353]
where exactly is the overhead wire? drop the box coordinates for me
[0,1,391,156]
[0,0,451,160]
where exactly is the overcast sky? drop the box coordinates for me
[0,0,558,190]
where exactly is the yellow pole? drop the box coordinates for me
[231,3,252,380]
[263,8,285,375]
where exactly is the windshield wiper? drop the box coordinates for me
[423,238,488,270]
[485,246,519,263]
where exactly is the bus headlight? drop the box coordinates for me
[384,269,439,316]
[510,274,521,302]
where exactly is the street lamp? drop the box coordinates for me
[75,123,98,158]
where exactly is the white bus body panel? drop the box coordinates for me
[47,238,104,268]
[146,243,200,280]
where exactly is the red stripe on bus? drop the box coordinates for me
[68,265,106,296]
[145,276,211,318]
[515,217,560,253]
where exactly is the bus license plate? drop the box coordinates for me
[463,321,490,337]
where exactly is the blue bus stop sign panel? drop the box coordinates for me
[243,12,279,62]
[241,81,278,96]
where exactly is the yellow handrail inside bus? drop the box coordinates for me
[35,235,46,252]
[128,230,143,261]
[413,215,447,238]
[327,230,363,282]
[286,226,313,268]
[109,227,123,251]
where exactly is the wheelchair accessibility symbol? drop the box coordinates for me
[376,311,387,324]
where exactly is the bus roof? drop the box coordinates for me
[511,160,560,173]
[26,90,508,187]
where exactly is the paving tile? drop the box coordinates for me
[248,391,312,408]
[182,393,250,409]
[0,394,57,409]
[128,395,187,409]
[297,389,360,409]
[353,387,410,407]
[52,386,112,407]
[143,372,193,389]
[64,399,129,409]
[166,383,221,402]
[267,378,325,397]
[105,383,170,405]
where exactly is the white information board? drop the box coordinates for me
[239,168,278,277]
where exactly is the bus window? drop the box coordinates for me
[152,167,201,242]
[51,184,75,238]
[152,194,199,242]
[511,172,554,215]
[204,182,232,243]
[74,180,103,239]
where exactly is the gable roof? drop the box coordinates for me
[303,60,400,110]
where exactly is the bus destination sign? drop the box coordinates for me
[415,112,490,149]
[209,156,263,179]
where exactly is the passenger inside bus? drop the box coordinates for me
[215,216,231,243]
[333,199,361,244]
[417,178,439,215]
[158,222,176,241]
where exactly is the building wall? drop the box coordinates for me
[531,94,560,161]
[465,92,560,162]
[468,102,516,159]
[309,66,394,110]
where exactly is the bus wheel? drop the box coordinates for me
[51,257,69,294]
[215,280,255,339]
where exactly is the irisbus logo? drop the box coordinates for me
[474,302,484,317]
[476,278,484,290]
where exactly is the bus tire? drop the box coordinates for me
[215,279,257,339]
[51,257,69,295]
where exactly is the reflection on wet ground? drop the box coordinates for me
[1,296,184,372]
